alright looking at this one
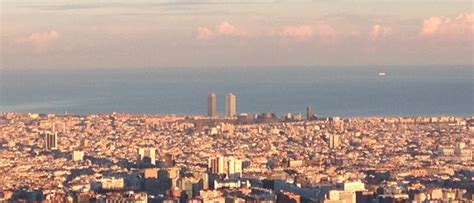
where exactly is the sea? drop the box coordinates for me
[0,65,473,117]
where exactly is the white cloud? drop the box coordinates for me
[16,30,60,52]
[369,24,392,41]
[276,24,336,41]
[419,12,474,40]
[197,27,215,41]
[196,21,247,41]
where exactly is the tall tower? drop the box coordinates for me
[44,122,58,150]
[208,92,217,117]
[44,132,58,150]
[306,106,313,120]
[226,93,237,117]
[329,134,340,149]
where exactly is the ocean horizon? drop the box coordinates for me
[1,65,473,117]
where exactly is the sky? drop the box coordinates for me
[1,0,473,69]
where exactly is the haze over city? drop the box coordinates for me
[2,0,473,69]
[0,1,473,203]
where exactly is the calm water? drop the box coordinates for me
[0,65,473,117]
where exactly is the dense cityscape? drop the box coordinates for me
[0,92,473,203]
[2,0,473,201]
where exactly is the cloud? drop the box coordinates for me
[369,24,392,41]
[218,21,238,35]
[21,31,60,45]
[16,31,60,52]
[196,21,247,40]
[276,24,336,41]
[277,25,315,41]
[197,27,215,40]
[419,12,474,40]
[420,17,442,36]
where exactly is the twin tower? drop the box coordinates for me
[208,92,236,118]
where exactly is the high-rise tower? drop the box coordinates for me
[306,106,313,120]
[329,134,340,149]
[208,92,217,117]
[44,122,58,150]
[44,132,58,150]
[226,93,237,117]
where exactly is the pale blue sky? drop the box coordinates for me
[1,0,473,69]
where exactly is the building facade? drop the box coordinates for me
[208,92,217,117]
[226,93,237,117]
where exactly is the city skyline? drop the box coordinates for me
[0,1,473,202]
[208,92,238,118]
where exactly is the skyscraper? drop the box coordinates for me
[226,93,237,117]
[44,132,58,150]
[306,106,313,120]
[329,134,340,149]
[208,92,217,117]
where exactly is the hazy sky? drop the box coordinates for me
[1,0,473,69]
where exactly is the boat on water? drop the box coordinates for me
[378,72,387,76]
